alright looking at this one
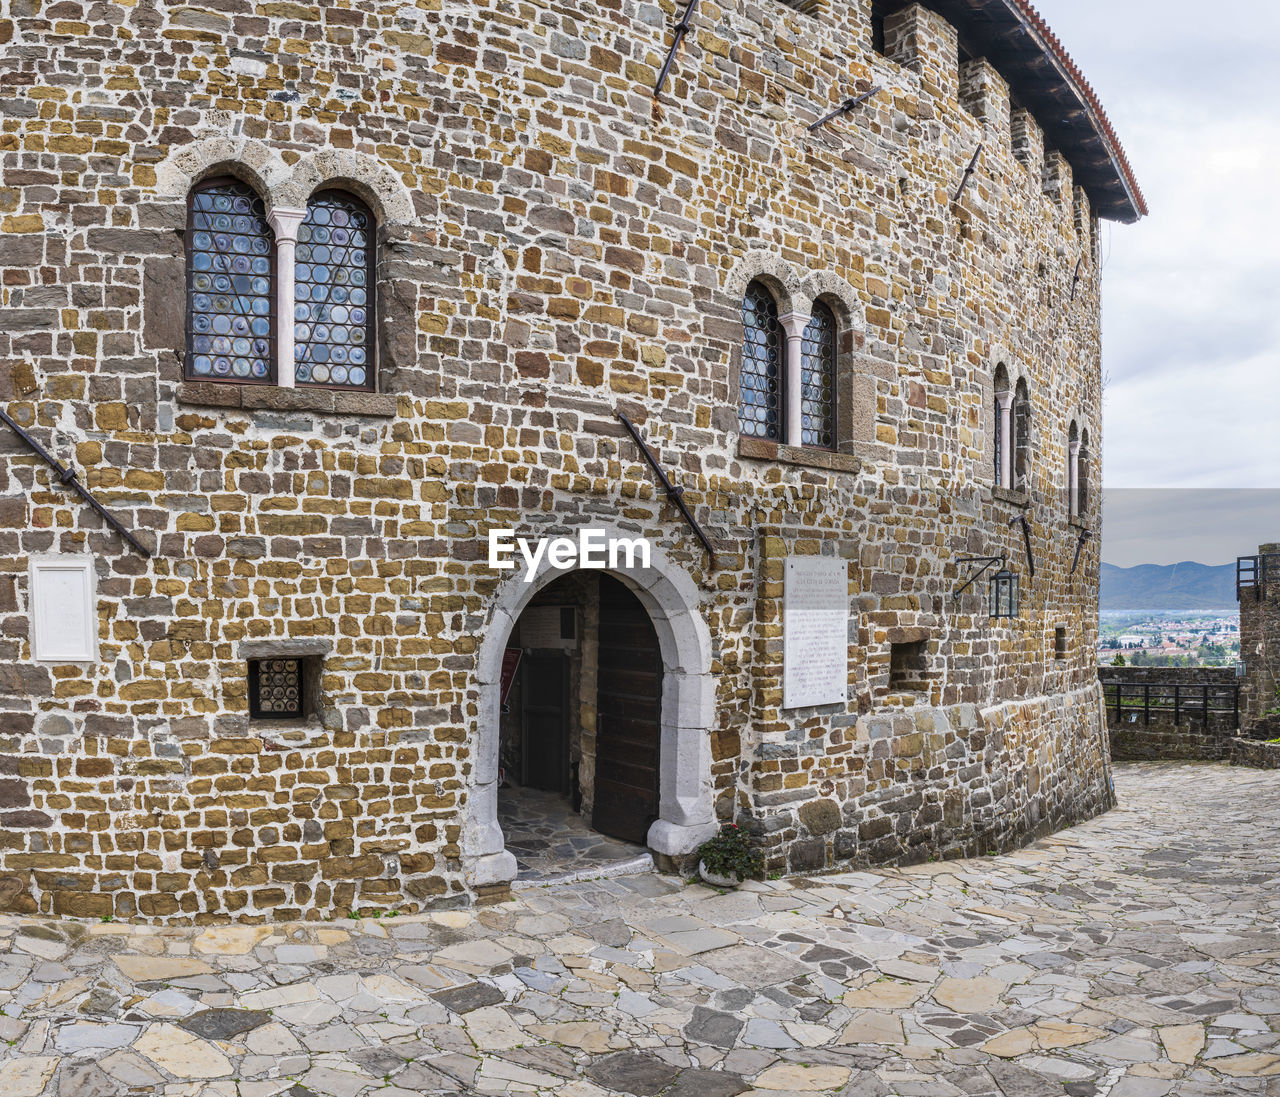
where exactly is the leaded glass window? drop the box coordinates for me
[295,191,374,389]
[739,282,782,440]
[185,178,275,382]
[248,658,303,720]
[800,302,836,449]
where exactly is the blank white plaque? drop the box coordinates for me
[29,555,98,663]
[782,556,849,709]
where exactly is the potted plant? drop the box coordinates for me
[697,823,764,888]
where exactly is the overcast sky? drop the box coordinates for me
[1031,2,1280,564]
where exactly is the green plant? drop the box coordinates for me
[697,823,764,882]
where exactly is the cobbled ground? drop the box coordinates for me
[1,762,1278,1096]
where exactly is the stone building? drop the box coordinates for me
[1238,543,1280,732]
[0,0,1144,920]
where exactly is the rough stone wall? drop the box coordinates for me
[1240,543,1280,728]
[1,0,1113,920]
[1100,668,1238,762]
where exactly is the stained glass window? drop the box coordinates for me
[739,282,781,440]
[800,302,836,449]
[295,191,374,389]
[186,179,275,382]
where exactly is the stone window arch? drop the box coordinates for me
[294,190,376,391]
[185,177,276,384]
[1068,420,1080,517]
[800,300,837,449]
[183,179,382,392]
[1013,378,1031,493]
[739,280,784,441]
[993,363,1011,487]
[1078,427,1091,516]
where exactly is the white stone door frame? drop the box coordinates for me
[466,534,719,887]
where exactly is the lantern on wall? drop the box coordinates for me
[954,554,1019,620]
[989,564,1019,619]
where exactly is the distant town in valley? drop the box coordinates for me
[1099,560,1240,667]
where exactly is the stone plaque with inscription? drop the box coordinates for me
[783,556,849,709]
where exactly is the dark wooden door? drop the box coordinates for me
[593,576,662,844]
[521,651,569,793]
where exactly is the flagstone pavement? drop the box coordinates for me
[2,761,1279,1097]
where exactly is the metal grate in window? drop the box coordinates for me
[186,179,275,382]
[295,191,374,390]
[248,658,303,720]
[800,302,836,449]
[739,282,782,440]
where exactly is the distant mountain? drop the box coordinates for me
[1100,561,1236,611]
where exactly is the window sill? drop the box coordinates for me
[176,382,398,418]
[991,485,1029,508]
[1069,515,1091,532]
[738,437,862,474]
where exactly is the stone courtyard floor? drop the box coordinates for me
[2,762,1279,1097]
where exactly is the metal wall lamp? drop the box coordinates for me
[954,554,1019,619]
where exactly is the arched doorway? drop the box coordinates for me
[467,539,718,889]
[494,574,665,878]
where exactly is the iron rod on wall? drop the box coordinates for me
[653,0,699,99]
[0,406,152,558]
[616,411,717,571]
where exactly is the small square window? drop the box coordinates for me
[248,657,306,720]
[1054,626,1068,659]
[889,640,928,692]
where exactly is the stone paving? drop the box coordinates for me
[497,788,652,885]
[1,762,1279,1097]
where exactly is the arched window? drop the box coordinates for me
[739,281,782,441]
[993,364,1011,487]
[1068,421,1080,517]
[1078,428,1090,515]
[295,191,375,390]
[1013,379,1031,493]
[800,302,836,449]
[185,178,275,382]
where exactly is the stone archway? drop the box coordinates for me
[467,534,718,887]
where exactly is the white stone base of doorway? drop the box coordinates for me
[512,851,657,890]
[470,816,719,890]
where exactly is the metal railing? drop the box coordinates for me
[1238,554,1280,600]
[1100,680,1239,729]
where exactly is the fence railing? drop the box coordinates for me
[1238,553,1280,600]
[1100,679,1239,729]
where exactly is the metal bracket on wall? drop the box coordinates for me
[0,405,152,558]
[653,0,699,99]
[953,554,1005,600]
[616,411,717,572]
[807,85,882,133]
[1010,513,1035,579]
[1070,528,1092,576]
[1070,258,1083,301]
[952,144,984,203]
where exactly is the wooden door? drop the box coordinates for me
[592,576,662,844]
[521,651,569,793]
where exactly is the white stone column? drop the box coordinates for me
[1068,437,1081,518]
[267,206,307,388]
[996,389,1013,488]
[779,311,808,447]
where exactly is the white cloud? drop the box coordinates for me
[1035,1,1280,490]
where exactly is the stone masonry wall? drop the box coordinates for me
[1240,542,1280,729]
[1100,668,1238,762]
[1,0,1114,920]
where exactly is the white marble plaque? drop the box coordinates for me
[783,556,848,709]
[29,555,98,663]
